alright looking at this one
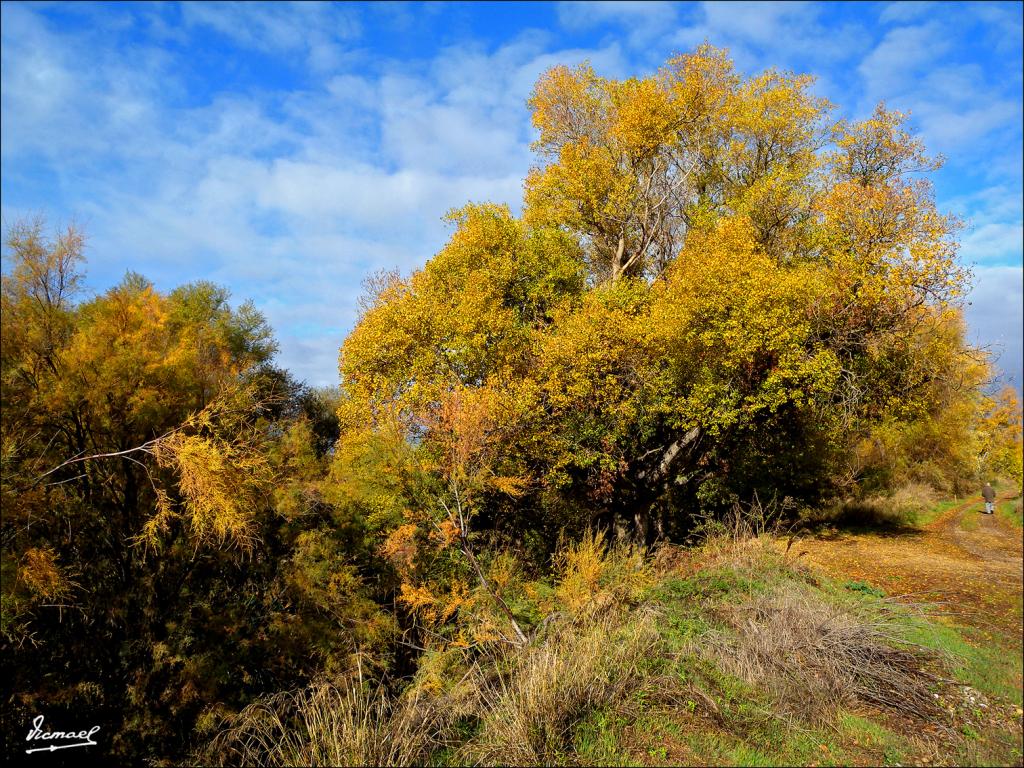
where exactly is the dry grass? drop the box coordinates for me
[201,611,661,767]
[199,678,438,767]
[682,510,949,727]
[683,497,802,577]
[199,517,986,767]
[200,530,666,767]
[701,582,945,723]
[460,608,661,766]
[887,482,939,523]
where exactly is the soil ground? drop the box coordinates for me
[801,493,1023,643]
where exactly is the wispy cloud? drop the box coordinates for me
[966,266,1024,390]
[557,1,679,49]
[671,0,872,79]
[1,4,628,384]
[2,2,1021,388]
[179,1,361,73]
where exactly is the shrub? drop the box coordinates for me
[552,528,652,617]
[700,583,943,722]
[822,482,937,529]
[887,482,938,523]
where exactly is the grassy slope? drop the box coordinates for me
[567,548,1022,767]
[202,496,1024,767]
[561,496,1024,768]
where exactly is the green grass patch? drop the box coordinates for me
[680,719,847,767]
[960,510,981,531]
[527,540,1022,767]
[819,568,1022,707]
[655,565,777,604]
[918,498,960,527]
[571,709,637,766]
[899,614,1023,706]
[836,711,910,763]
[953,723,1024,767]
[650,567,778,658]
[589,548,1021,768]
[844,580,886,598]
[997,497,1023,528]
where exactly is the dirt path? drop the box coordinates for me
[938,497,1023,576]
[800,493,1023,638]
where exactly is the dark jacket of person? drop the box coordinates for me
[982,485,996,502]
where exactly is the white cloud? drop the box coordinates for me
[2,3,1020,390]
[960,222,1024,267]
[856,22,947,101]
[853,19,1020,175]
[0,5,174,163]
[972,2,1024,55]
[700,1,814,47]
[936,173,1022,279]
[944,184,1023,229]
[965,266,1024,390]
[672,1,871,76]
[557,1,679,48]
[878,1,936,25]
[179,2,360,73]
[1,4,630,384]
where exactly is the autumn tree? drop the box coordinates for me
[976,385,1024,488]
[0,222,393,762]
[377,385,532,647]
[1,43,1004,764]
[524,47,831,280]
[338,45,980,548]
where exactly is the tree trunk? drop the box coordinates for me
[629,426,703,542]
[611,236,626,281]
[460,534,528,645]
[638,427,701,485]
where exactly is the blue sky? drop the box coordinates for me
[2,1,1022,388]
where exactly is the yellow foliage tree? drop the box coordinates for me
[977,386,1024,489]
[339,45,987,542]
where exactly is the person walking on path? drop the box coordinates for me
[982,482,996,515]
